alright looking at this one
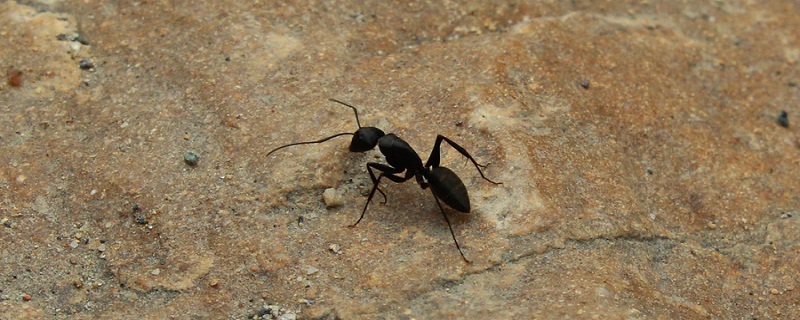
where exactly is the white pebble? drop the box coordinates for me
[322,188,343,208]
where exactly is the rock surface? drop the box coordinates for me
[1,0,799,318]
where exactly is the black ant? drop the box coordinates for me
[267,99,502,263]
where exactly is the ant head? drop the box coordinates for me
[350,127,385,152]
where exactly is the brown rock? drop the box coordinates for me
[2,0,799,318]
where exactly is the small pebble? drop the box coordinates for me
[151,268,161,275]
[322,188,342,208]
[776,110,789,128]
[580,80,591,89]
[252,307,271,318]
[328,243,342,254]
[69,239,79,248]
[8,70,22,87]
[2,219,11,228]
[134,213,148,225]
[21,293,31,301]
[97,244,106,252]
[306,266,319,275]
[279,313,297,320]
[183,152,200,166]
[79,58,94,69]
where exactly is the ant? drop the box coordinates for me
[267,99,502,263]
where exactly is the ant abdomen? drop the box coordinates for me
[427,166,470,213]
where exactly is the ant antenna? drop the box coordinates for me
[265,99,366,156]
[328,98,362,128]
[266,132,354,156]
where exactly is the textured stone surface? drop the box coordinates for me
[1,0,799,318]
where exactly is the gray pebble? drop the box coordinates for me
[306,266,319,275]
[79,58,94,69]
[183,152,200,166]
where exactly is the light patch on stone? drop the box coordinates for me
[0,1,87,94]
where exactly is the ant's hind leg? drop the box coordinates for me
[430,189,471,264]
[425,135,502,185]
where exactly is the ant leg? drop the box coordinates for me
[425,135,502,185]
[430,189,471,264]
[350,162,410,227]
[376,187,388,204]
[365,165,389,204]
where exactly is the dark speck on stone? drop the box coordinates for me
[134,213,148,225]
[251,308,272,318]
[79,58,94,69]
[777,110,789,128]
[184,152,200,166]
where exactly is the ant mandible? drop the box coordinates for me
[267,99,502,263]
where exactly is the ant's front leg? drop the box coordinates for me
[424,135,502,185]
[350,162,412,227]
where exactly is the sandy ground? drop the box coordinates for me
[1,0,799,319]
